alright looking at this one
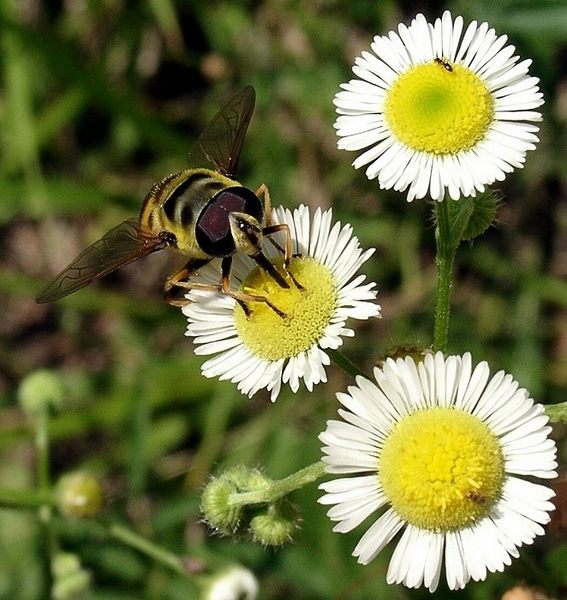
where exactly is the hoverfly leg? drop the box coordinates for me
[280,265,303,291]
[252,251,290,289]
[236,298,253,318]
[263,223,304,291]
[255,183,272,225]
[230,289,287,320]
[259,297,286,319]
[221,256,286,319]
[256,184,303,290]
[263,223,292,264]
[163,257,213,306]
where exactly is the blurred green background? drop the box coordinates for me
[0,0,566,598]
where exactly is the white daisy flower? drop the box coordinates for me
[183,205,380,401]
[335,11,544,201]
[319,352,557,592]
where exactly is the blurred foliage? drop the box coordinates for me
[0,0,566,598]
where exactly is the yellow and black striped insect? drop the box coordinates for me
[36,86,296,314]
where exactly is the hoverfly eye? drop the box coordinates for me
[196,187,263,257]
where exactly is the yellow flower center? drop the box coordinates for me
[234,257,337,360]
[384,60,494,154]
[379,407,504,531]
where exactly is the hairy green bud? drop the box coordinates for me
[249,503,297,546]
[201,477,242,534]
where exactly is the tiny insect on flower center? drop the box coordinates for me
[379,407,504,531]
[234,257,337,360]
[384,62,494,154]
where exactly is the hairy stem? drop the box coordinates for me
[328,349,370,380]
[229,461,327,507]
[433,200,457,351]
[109,523,189,576]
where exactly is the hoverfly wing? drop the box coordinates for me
[189,85,256,178]
[36,219,169,303]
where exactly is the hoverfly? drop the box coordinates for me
[36,86,297,316]
[434,57,453,72]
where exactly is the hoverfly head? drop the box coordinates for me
[229,211,263,256]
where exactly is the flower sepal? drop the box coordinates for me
[445,191,499,244]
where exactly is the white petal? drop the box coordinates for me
[352,508,405,564]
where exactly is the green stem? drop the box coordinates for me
[36,410,50,494]
[230,461,326,508]
[36,409,58,559]
[130,382,149,497]
[0,487,53,509]
[433,201,457,352]
[108,524,189,576]
[328,349,370,380]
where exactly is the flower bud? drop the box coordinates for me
[222,465,253,488]
[18,370,64,417]
[201,477,242,534]
[249,503,297,546]
[57,472,104,519]
[245,469,272,492]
